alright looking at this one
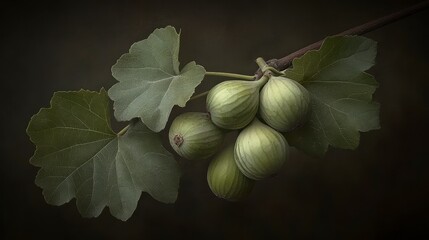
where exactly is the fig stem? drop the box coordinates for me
[255,57,268,71]
[205,71,255,80]
[256,57,284,76]
[257,74,270,87]
[264,66,284,76]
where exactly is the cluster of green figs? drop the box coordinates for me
[169,75,310,201]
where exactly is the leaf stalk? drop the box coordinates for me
[189,91,209,101]
[205,71,255,80]
[117,124,130,136]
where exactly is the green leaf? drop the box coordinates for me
[27,89,181,221]
[108,26,206,132]
[284,36,380,157]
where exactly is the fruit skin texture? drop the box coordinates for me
[234,118,289,180]
[169,112,224,160]
[259,76,310,132]
[207,145,254,201]
[206,79,265,130]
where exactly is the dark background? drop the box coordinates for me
[2,0,429,239]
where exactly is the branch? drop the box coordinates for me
[256,0,429,77]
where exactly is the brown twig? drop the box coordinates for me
[255,0,429,78]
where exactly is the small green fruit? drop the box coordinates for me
[169,112,224,160]
[206,79,265,130]
[234,118,289,180]
[259,76,310,132]
[207,145,254,201]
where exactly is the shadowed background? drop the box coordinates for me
[2,0,429,239]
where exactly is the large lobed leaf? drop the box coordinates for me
[108,26,206,132]
[27,89,181,221]
[284,36,380,157]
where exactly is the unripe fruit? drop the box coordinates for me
[206,78,266,130]
[259,76,310,132]
[207,145,254,201]
[169,112,224,160]
[234,118,289,180]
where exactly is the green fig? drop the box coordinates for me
[259,76,310,132]
[207,145,254,201]
[234,118,289,180]
[169,112,224,160]
[206,78,266,130]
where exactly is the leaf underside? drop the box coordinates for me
[108,26,206,132]
[27,89,181,221]
[284,36,380,157]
